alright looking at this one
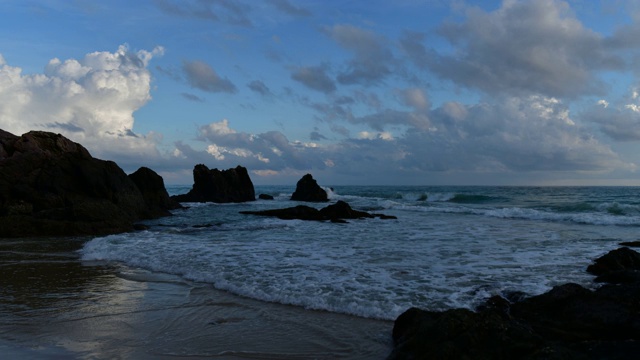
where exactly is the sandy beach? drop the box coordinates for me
[0,237,393,359]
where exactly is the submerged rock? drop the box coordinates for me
[0,130,172,237]
[389,247,640,359]
[171,164,255,203]
[240,200,396,222]
[290,174,328,202]
[258,194,274,200]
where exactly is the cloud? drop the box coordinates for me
[154,0,252,27]
[0,44,164,166]
[409,95,624,172]
[160,91,632,185]
[304,91,627,176]
[304,87,431,132]
[349,109,423,132]
[247,80,272,96]
[183,60,237,93]
[181,92,205,102]
[291,64,336,93]
[322,24,395,85]
[267,0,311,17]
[582,93,640,141]
[191,119,330,171]
[309,130,327,141]
[402,0,625,98]
[401,88,430,111]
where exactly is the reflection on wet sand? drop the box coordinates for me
[0,237,392,359]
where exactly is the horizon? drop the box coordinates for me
[2,1,640,186]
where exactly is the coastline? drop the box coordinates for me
[0,237,393,359]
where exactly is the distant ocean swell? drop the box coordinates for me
[381,202,640,226]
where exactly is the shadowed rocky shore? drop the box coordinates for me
[0,130,180,237]
[388,246,640,359]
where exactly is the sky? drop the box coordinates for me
[2,0,640,186]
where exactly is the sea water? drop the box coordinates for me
[81,186,640,321]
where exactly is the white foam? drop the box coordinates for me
[323,186,337,200]
[424,192,456,202]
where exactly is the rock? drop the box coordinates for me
[259,194,274,200]
[389,307,541,360]
[619,241,640,248]
[128,167,182,217]
[171,164,255,203]
[133,223,150,231]
[240,200,395,222]
[318,200,373,219]
[242,205,323,221]
[290,174,328,202]
[388,248,640,359]
[0,130,170,237]
[594,270,640,284]
[0,129,18,159]
[586,247,640,276]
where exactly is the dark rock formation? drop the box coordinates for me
[243,205,323,221]
[240,200,396,222]
[390,307,541,360]
[259,194,274,200]
[171,164,255,203]
[388,247,640,359]
[586,246,640,276]
[290,174,328,202]
[619,241,640,248]
[0,130,171,237]
[128,167,182,217]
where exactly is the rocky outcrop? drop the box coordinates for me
[0,130,172,237]
[258,194,274,200]
[290,174,328,202]
[388,247,640,359]
[586,246,640,276]
[240,200,396,223]
[619,241,640,248]
[128,167,182,217]
[171,164,255,203]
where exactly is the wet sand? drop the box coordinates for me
[0,237,393,359]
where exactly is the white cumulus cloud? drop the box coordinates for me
[0,44,165,165]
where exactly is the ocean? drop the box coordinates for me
[84,185,640,318]
[2,185,638,358]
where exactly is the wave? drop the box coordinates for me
[385,192,500,203]
[548,202,640,216]
[388,203,640,226]
[447,194,498,204]
[550,202,596,213]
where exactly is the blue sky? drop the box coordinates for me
[2,0,640,185]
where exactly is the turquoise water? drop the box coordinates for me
[81,186,640,320]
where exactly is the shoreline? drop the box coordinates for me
[0,237,393,359]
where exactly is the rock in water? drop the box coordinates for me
[128,167,182,217]
[171,164,255,203]
[290,174,328,202]
[0,130,169,237]
[240,200,396,222]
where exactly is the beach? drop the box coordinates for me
[0,236,392,359]
[3,185,640,359]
